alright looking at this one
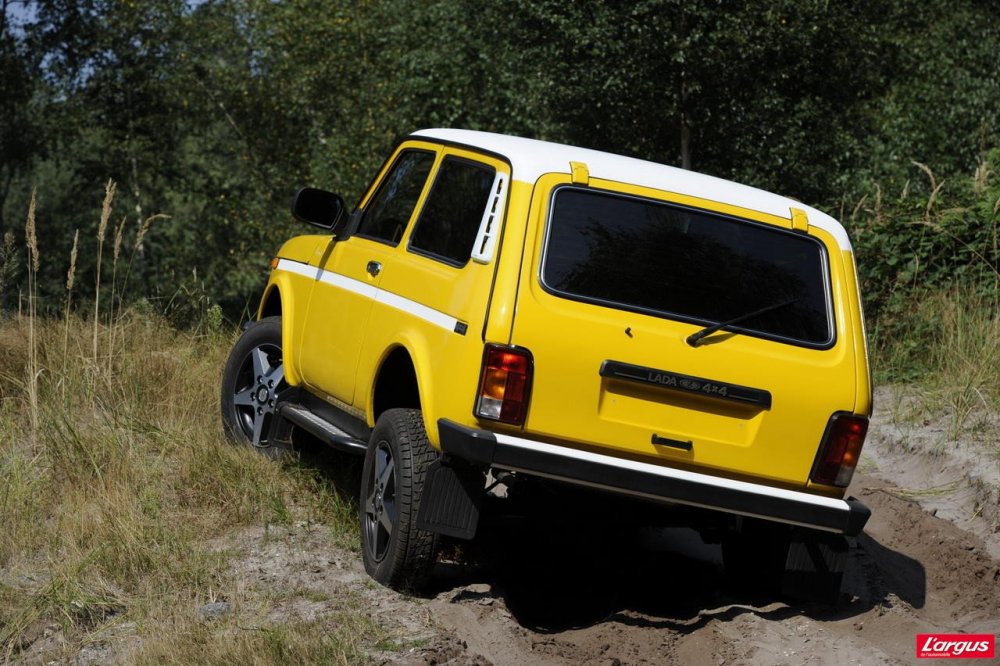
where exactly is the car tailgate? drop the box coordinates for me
[509,184,858,489]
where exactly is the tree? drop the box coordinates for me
[0,0,41,242]
[2,0,998,322]
[864,0,1000,183]
[473,0,894,204]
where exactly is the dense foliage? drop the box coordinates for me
[1,0,997,337]
[850,152,999,379]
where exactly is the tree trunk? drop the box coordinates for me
[680,74,692,170]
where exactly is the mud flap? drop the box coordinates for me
[416,458,485,540]
[781,529,848,604]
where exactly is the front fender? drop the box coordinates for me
[258,276,305,388]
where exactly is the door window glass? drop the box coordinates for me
[357,150,435,245]
[409,156,496,266]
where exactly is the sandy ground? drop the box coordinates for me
[16,386,1000,664]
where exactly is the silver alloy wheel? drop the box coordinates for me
[364,441,396,562]
[232,342,285,447]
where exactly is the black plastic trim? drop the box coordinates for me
[278,403,368,455]
[272,388,372,456]
[601,360,772,409]
[651,434,693,451]
[415,459,484,539]
[437,419,870,536]
[299,388,372,441]
[439,419,496,466]
[844,497,871,535]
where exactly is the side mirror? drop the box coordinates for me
[291,188,346,231]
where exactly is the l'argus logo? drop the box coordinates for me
[915,634,995,659]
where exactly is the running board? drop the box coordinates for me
[278,403,368,455]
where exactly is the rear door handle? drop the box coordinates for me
[366,261,382,277]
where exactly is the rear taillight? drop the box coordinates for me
[474,344,533,426]
[811,413,869,487]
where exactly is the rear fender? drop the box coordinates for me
[364,334,441,448]
[841,250,873,416]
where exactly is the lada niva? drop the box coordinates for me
[221,129,872,599]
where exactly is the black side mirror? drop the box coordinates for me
[291,188,346,231]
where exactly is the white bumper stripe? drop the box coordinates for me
[493,432,850,515]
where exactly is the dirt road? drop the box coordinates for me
[349,468,994,665]
[229,389,1000,665]
[220,462,997,665]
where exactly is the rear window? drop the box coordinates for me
[541,187,833,347]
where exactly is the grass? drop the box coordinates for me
[0,183,380,664]
[873,287,999,439]
[0,312,376,664]
[133,613,384,665]
[869,481,963,501]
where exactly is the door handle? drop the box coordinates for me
[366,261,382,277]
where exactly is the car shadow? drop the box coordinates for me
[292,438,364,504]
[428,495,927,634]
[289,445,926,634]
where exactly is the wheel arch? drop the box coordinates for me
[370,335,449,445]
[256,277,304,387]
[371,345,421,425]
[259,285,282,319]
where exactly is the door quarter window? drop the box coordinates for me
[408,156,496,266]
[356,150,435,245]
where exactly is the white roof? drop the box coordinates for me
[412,128,851,250]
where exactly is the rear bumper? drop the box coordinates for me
[438,419,870,536]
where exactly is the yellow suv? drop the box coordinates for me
[221,129,872,599]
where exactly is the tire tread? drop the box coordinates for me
[361,408,439,592]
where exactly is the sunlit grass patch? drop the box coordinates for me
[0,184,371,663]
[873,287,999,442]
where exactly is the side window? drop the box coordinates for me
[356,150,435,245]
[409,156,496,266]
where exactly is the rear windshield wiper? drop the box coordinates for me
[686,298,798,347]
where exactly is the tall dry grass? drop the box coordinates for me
[0,184,373,664]
[893,288,999,437]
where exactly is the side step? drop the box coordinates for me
[277,403,368,455]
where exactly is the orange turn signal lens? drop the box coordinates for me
[811,413,869,487]
[475,344,533,426]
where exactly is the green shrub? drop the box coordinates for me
[850,150,999,381]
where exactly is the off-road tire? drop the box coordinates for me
[360,408,439,592]
[220,316,292,458]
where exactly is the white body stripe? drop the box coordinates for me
[375,289,459,332]
[276,257,378,300]
[275,258,459,333]
[493,432,849,531]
